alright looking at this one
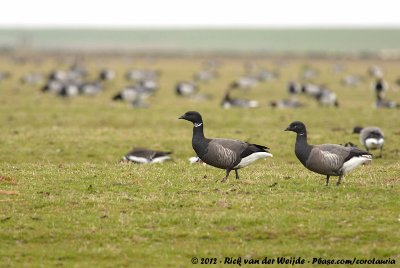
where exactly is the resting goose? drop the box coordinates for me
[179,111,272,182]
[269,98,304,109]
[353,126,384,157]
[121,148,172,164]
[176,81,198,97]
[221,91,258,109]
[285,121,372,186]
[374,94,399,109]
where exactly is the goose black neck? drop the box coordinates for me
[192,123,210,158]
[295,130,312,166]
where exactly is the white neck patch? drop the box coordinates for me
[194,123,203,127]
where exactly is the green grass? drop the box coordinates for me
[0,55,399,267]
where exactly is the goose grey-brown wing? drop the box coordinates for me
[201,138,247,169]
[306,144,350,175]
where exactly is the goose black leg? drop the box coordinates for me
[336,176,343,186]
[235,170,240,180]
[325,175,330,186]
[221,169,231,183]
[379,147,383,158]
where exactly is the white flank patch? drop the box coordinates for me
[150,156,171,163]
[234,152,273,169]
[365,138,384,149]
[341,155,372,174]
[127,155,150,163]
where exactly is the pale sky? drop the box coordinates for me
[2,0,400,28]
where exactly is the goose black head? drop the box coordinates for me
[352,126,363,134]
[285,121,307,135]
[179,111,203,125]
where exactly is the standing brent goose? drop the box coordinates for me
[285,121,372,186]
[121,148,172,164]
[179,111,272,182]
[353,126,384,157]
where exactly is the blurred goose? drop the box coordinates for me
[373,78,388,99]
[314,87,339,107]
[121,148,172,164]
[125,69,160,81]
[341,75,362,87]
[112,86,149,108]
[270,99,304,109]
[176,81,198,97]
[221,91,258,109]
[374,94,399,109]
[99,69,116,81]
[193,70,217,82]
[59,83,79,97]
[287,81,301,95]
[301,83,321,96]
[353,126,384,157]
[79,81,103,96]
[230,76,258,90]
[368,65,383,78]
[285,121,372,186]
[257,69,278,81]
[179,111,272,182]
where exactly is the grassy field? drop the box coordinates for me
[0,54,399,267]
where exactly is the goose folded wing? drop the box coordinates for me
[130,148,156,159]
[307,145,350,174]
[206,139,247,167]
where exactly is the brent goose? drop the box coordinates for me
[285,121,372,186]
[269,99,304,109]
[221,90,259,109]
[257,69,278,81]
[79,81,103,96]
[99,69,116,81]
[374,94,399,109]
[373,78,388,99]
[230,76,259,90]
[287,81,301,95]
[353,126,384,157]
[315,88,339,107]
[179,111,272,182]
[341,75,362,87]
[368,65,383,78]
[176,81,198,97]
[121,148,172,164]
[193,70,217,82]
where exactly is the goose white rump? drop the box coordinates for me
[234,152,273,169]
[341,155,372,174]
[365,138,384,149]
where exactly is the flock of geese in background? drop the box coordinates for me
[3,59,398,109]
[0,59,394,185]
